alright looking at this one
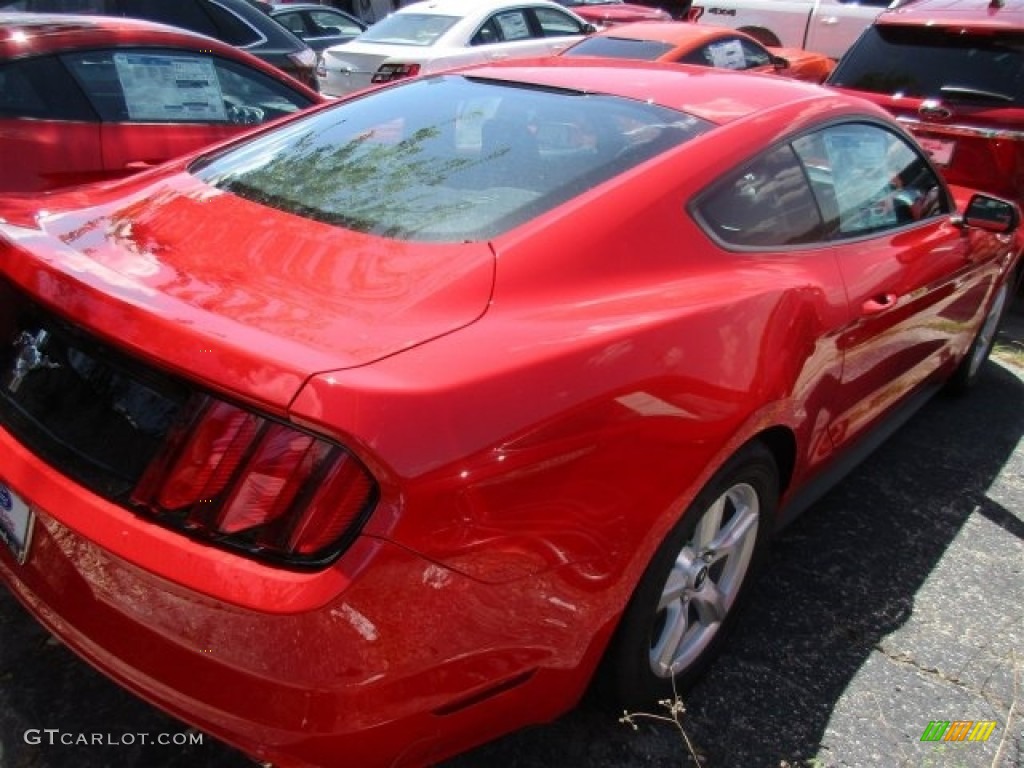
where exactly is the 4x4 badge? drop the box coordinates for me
[7,329,60,394]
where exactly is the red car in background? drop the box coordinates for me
[562,21,834,81]
[0,58,1019,767]
[554,0,671,25]
[827,0,1024,205]
[0,14,321,193]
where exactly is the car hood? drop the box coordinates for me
[0,173,495,408]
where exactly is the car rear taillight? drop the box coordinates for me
[372,63,421,83]
[132,395,376,567]
[288,47,319,90]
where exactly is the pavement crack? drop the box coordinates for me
[872,642,1022,713]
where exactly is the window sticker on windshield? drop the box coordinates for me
[496,12,530,41]
[114,53,226,122]
[707,40,745,69]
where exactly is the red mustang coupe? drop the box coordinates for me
[0,59,1019,767]
[562,20,835,81]
[0,14,321,193]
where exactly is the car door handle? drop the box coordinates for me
[819,16,839,24]
[862,294,897,315]
[124,160,158,170]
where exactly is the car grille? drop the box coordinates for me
[0,278,190,503]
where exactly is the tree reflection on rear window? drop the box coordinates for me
[192,75,711,242]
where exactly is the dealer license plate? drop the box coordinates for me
[0,482,33,564]
[917,136,955,167]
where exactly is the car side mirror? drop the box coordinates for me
[771,55,790,70]
[959,194,1020,233]
[583,23,598,34]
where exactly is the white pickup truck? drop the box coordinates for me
[690,0,892,59]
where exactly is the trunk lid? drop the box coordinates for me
[0,172,495,409]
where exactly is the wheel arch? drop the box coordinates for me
[751,425,796,499]
[738,25,782,47]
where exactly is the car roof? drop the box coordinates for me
[587,20,754,46]
[878,0,1024,29]
[0,12,235,58]
[270,2,347,10]
[394,0,569,16]
[456,57,864,124]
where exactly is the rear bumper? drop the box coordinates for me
[0,428,588,767]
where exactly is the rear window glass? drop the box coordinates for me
[356,13,459,46]
[193,75,711,242]
[563,36,674,60]
[829,26,1024,105]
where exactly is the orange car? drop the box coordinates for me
[562,21,835,82]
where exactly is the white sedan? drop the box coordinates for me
[316,0,594,97]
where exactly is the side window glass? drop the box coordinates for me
[214,58,315,122]
[205,0,264,47]
[682,37,761,69]
[471,18,501,46]
[127,0,220,38]
[696,144,824,247]
[533,7,585,36]
[491,10,531,41]
[792,123,948,238]
[311,10,363,36]
[0,56,94,120]
[739,38,772,67]
[275,12,307,37]
[62,50,313,125]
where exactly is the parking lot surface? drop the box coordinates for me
[2,304,1022,768]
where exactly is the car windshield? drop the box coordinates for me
[193,75,711,242]
[563,36,675,59]
[355,13,460,46]
[829,26,1024,104]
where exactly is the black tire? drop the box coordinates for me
[602,443,777,711]
[948,281,1010,394]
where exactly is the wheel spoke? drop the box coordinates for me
[651,599,689,674]
[691,580,726,625]
[707,499,758,562]
[693,494,725,549]
[657,555,693,611]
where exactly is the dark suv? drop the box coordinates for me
[827,0,1024,205]
[0,0,318,88]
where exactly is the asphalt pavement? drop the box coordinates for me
[1,302,1022,768]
